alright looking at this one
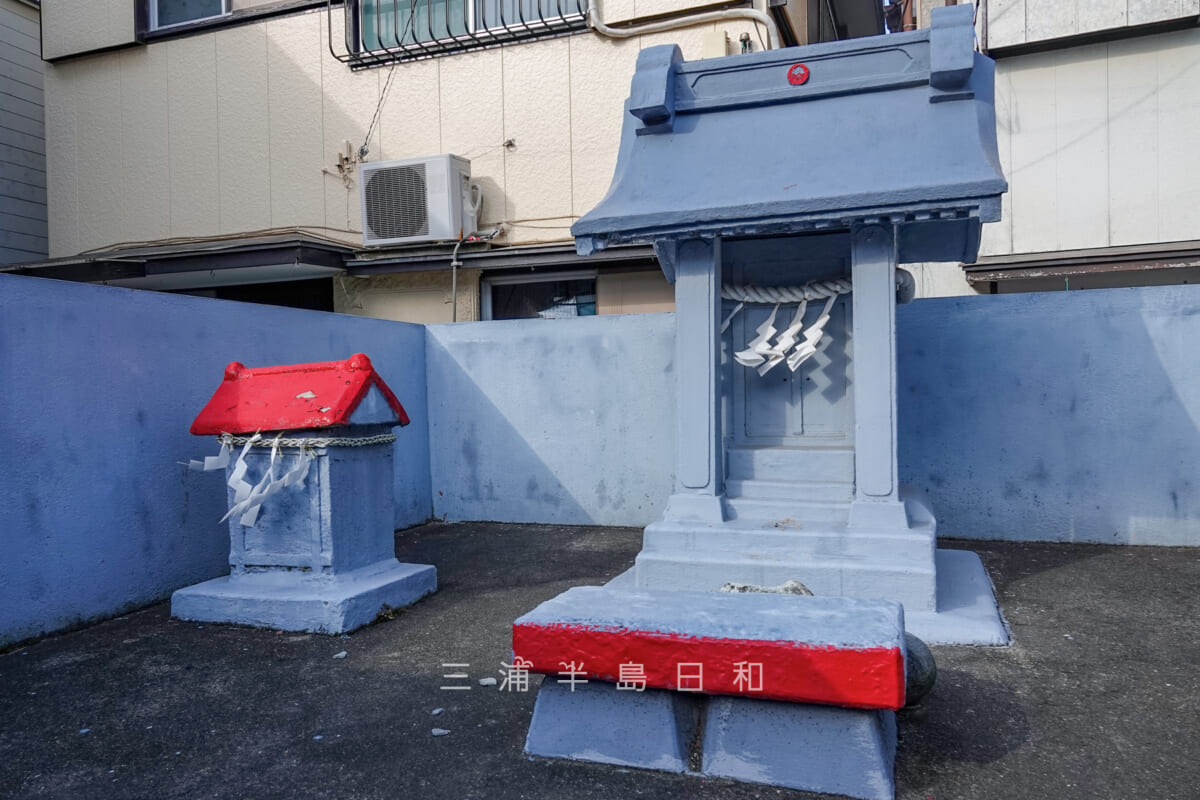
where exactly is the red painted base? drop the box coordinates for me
[513,622,905,710]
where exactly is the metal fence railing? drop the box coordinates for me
[328,0,589,68]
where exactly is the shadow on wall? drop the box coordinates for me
[424,313,676,527]
[898,284,1200,545]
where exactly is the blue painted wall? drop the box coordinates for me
[425,314,675,526]
[898,284,1200,545]
[7,274,1200,645]
[0,274,431,646]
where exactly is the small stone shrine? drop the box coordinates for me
[513,9,1010,797]
[172,353,436,634]
[573,5,1008,642]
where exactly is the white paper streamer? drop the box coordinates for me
[190,432,312,529]
[733,303,781,368]
[755,300,808,376]
[187,442,231,473]
[219,433,314,528]
[786,294,838,372]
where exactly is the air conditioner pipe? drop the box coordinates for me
[586,0,781,50]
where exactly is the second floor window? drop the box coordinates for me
[152,0,231,29]
[344,0,587,67]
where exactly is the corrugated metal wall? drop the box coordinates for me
[0,0,47,266]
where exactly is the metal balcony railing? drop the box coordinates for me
[328,0,589,68]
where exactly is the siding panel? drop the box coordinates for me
[440,48,506,229]
[503,39,573,229]
[0,56,43,92]
[168,35,221,239]
[1107,35,1160,245]
[266,13,326,229]
[121,46,171,244]
[41,0,138,62]
[1054,45,1109,251]
[320,10,376,239]
[42,64,76,257]
[73,56,124,252]
[1,1,46,266]
[0,176,47,201]
[1155,28,1200,241]
[216,23,272,235]
[1007,54,1060,253]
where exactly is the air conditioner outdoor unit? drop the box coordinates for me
[359,154,479,247]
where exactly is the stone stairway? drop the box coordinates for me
[634,444,939,611]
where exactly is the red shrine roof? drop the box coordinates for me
[190,353,410,435]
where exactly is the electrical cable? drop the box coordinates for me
[359,0,420,159]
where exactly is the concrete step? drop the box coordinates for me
[722,496,851,524]
[725,477,853,504]
[643,520,936,563]
[633,550,937,612]
[726,446,854,483]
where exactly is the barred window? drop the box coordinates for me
[333,0,588,68]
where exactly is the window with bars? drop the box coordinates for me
[333,0,589,68]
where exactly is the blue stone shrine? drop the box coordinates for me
[172,354,437,634]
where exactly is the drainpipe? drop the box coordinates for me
[587,0,781,50]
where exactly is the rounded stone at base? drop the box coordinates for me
[170,559,436,634]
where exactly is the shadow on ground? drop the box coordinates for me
[1,526,1198,800]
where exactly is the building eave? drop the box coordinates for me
[1,234,353,288]
[964,240,1200,284]
[345,242,659,276]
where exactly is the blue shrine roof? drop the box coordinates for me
[572,5,1007,275]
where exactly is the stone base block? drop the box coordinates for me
[525,681,698,773]
[703,696,896,800]
[525,681,897,799]
[904,548,1010,646]
[171,558,436,634]
[635,495,938,612]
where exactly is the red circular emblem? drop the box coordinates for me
[787,63,810,86]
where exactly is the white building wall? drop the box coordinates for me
[985,0,1200,49]
[980,27,1200,258]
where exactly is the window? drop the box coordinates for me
[482,271,597,321]
[339,0,587,68]
[151,0,231,29]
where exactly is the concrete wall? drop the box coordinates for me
[0,273,431,646]
[425,313,675,526]
[898,283,1200,545]
[41,3,773,257]
[979,28,1200,260]
[0,0,47,266]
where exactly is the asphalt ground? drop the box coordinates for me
[1,522,1198,800]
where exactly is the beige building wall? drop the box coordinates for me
[334,269,482,322]
[41,0,138,60]
[597,270,675,314]
[41,3,775,259]
[334,268,675,321]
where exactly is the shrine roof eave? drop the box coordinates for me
[574,193,1003,273]
[571,5,1008,275]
